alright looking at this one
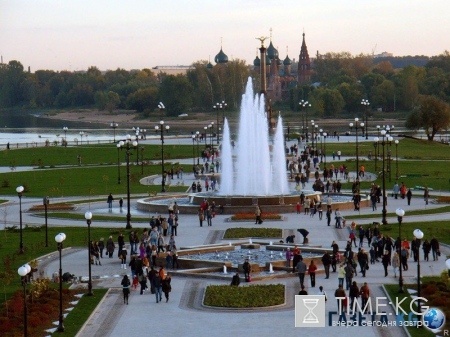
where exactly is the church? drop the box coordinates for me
[212,31,312,103]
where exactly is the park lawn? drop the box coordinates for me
[361,220,450,244]
[324,137,450,160]
[58,288,108,336]
[1,143,193,167]
[0,165,187,197]
[0,226,149,303]
[344,205,450,220]
[34,212,151,222]
[384,284,434,337]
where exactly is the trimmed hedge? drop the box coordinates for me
[223,227,282,239]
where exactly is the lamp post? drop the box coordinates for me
[63,127,68,145]
[376,125,381,170]
[55,232,66,332]
[361,99,370,139]
[213,104,219,143]
[117,141,123,184]
[396,208,405,293]
[110,122,118,142]
[376,127,391,225]
[323,132,327,166]
[191,134,196,168]
[16,185,24,254]
[79,131,84,145]
[196,131,200,165]
[155,121,169,192]
[141,146,145,175]
[311,120,315,149]
[413,228,424,315]
[349,118,364,178]
[395,140,399,180]
[220,101,227,143]
[18,264,32,337]
[314,124,319,151]
[43,196,49,247]
[158,102,165,119]
[85,211,93,296]
[319,128,323,163]
[203,126,208,149]
[209,122,214,150]
[123,135,137,226]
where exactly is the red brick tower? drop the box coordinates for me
[297,32,311,86]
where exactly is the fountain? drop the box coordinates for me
[269,263,274,273]
[249,239,253,244]
[223,265,228,274]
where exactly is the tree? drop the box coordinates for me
[311,88,344,117]
[405,95,450,140]
[159,74,193,116]
[126,86,159,112]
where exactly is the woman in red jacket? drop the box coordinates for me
[308,260,318,287]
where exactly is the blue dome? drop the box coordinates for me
[214,48,228,64]
[265,55,272,65]
[253,56,260,66]
[267,41,279,59]
[283,55,292,65]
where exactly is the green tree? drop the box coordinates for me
[126,87,159,112]
[405,95,450,140]
[159,74,193,116]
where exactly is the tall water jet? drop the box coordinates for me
[220,119,233,195]
[218,77,288,196]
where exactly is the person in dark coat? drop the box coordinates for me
[231,272,240,286]
[98,238,105,258]
[121,275,130,304]
[148,266,157,294]
[118,233,125,258]
[161,274,172,302]
[106,236,115,258]
[382,251,390,277]
[321,252,331,279]
[243,259,251,282]
[153,270,163,303]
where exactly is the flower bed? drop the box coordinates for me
[29,203,75,211]
[204,284,284,308]
[0,279,80,336]
[230,213,282,221]
[223,227,282,239]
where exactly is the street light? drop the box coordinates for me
[119,135,138,227]
[209,122,214,150]
[299,100,311,141]
[55,232,67,332]
[18,263,32,337]
[413,228,424,314]
[196,131,200,165]
[117,141,123,184]
[375,128,391,225]
[396,208,405,293]
[140,146,145,175]
[311,120,315,149]
[63,127,68,145]
[155,121,169,192]
[349,118,365,179]
[158,102,165,119]
[319,128,323,163]
[395,140,399,180]
[361,99,370,139]
[43,196,49,247]
[375,125,381,171]
[323,132,327,166]
[314,124,319,151]
[79,131,84,144]
[110,122,118,142]
[191,134,196,168]
[16,185,24,254]
[85,211,93,296]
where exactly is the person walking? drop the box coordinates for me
[198,208,204,227]
[344,262,354,290]
[243,259,252,282]
[322,252,331,279]
[153,270,163,303]
[349,281,360,310]
[422,239,431,261]
[121,275,131,304]
[286,248,292,267]
[120,245,128,269]
[357,249,368,277]
[206,206,213,226]
[382,251,390,277]
[360,282,370,313]
[392,183,400,199]
[118,233,125,258]
[297,257,307,288]
[326,208,332,226]
[161,273,172,302]
[430,236,440,261]
[292,246,301,273]
[107,193,114,209]
[106,236,115,258]
[392,252,400,278]
[406,189,412,206]
[308,260,318,287]
[424,187,429,205]
[334,284,347,313]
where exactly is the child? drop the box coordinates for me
[132,275,139,291]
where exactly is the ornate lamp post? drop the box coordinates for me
[196,131,200,165]
[79,131,84,145]
[203,126,208,149]
[220,101,227,142]
[63,127,68,145]
[155,121,169,192]
[413,228,424,314]
[110,122,118,142]
[191,134,196,168]
[55,232,66,332]
[85,211,93,295]
[141,146,145,175]
[117,141,123,184]
[209,122,215,150]
[299,100,310,141]
[125,135,137,226]
[43,196,49,247]
[376,127,391,225]
[314,124,319,151]
[396,208,405,293]
[319,128,323,162]
[18,264,32,337]
[311,120,315,148]
[323,132,327,166]
[16,185,24,254]
[376,125,381,170]
[395,140,399,180]
[349,118,364,178]
[361,99,370,139]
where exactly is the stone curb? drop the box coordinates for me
[74,288,112,337]
[381,284,411,337]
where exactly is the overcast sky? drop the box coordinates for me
[1,0,448,71]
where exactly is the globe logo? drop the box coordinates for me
[423,308,445,330]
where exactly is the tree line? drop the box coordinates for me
[0,52,449,139]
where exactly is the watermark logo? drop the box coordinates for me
[295,295,326,327]
[423,308,445,331]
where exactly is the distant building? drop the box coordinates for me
[374,51,394,58]
[151,65,194,76]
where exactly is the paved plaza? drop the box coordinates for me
[2,157,449,337]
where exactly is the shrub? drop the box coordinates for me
[231,213,282,221]
[223,227,282,239]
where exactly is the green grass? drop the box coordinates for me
[324,137,450,160]
[204,284,284,308]
[362,220,450,244]
[58,288,108,336]
[35,212,151,222]
[345,205,450,220]
[2,143,193,167]
[384,284,434,337]
[0,165,187,197]
[0,226,148,303]
[223,227,282,239]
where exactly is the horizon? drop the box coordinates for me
[1,0,449,72]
